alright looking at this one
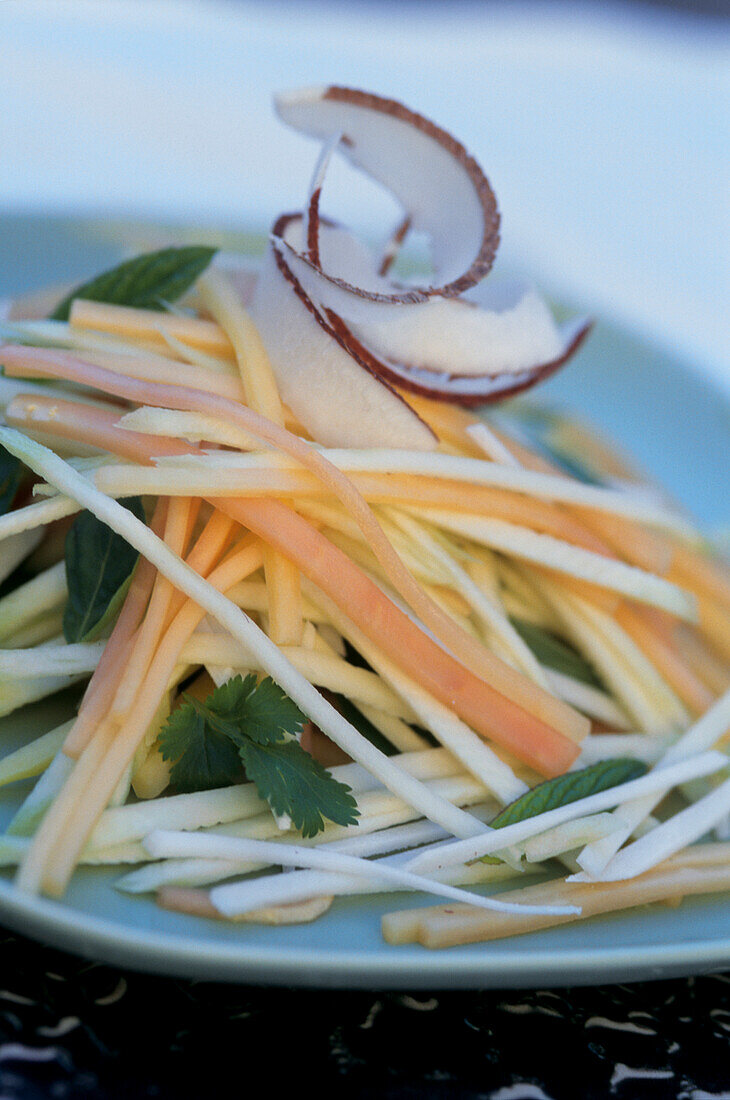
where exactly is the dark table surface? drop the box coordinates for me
[0,929,728,1099]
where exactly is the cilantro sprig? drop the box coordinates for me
[158,674,359,838]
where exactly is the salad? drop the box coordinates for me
[0,86,728,950]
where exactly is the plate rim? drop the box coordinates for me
[1,877,730,990]
[0,214,729,989]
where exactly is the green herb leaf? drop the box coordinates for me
[237,738,359,838]
[158,704,244,793]
[480,757,647,863]
[157,675,359,836]
[0,444,23,516]
[215,673,306,745]
[510,617,603,689]
[50,246,218,321]
[328,693,398,756]
[62,497,145,643]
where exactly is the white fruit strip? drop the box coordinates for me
[576,733,673,767]
[546,672,630,730]
[521,813,618,863]
[117,772,490,872]
[0,528,43,586]
[156,329,239,374]
[117,809,501,894]
[0,721,72,788]
[404,751,728,873]
[468,422,522,465]
[0,496,80,540]
[302,579,528,805]
[0,369,126,413]
[164,852,519,910]
[0,836,31,866]
[2,318,182,361]
[403,510,695,620]
[0,428,489,841]
[573,778,730,882]
[144,830,578,918]
[0,836,151,867]
[384,508,550,689]
[147,448,692,532]
[118,407,259,450]
[0,643,105,678]
[537,584,685,732]
[0,561,68,643]
[577,687,730,877]
[6,751,75,837]
[88,748,466,850]
[0,673,87,719]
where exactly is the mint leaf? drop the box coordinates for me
[237,738,359,838]
[481,757,647,864]
[62,497,146,642]
[50,246,217,321]
[156,675,359,835]
[510,617,604,689]
[0,444,23,516]
[159,704,243,793]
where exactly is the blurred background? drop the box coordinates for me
[0,0,727,389]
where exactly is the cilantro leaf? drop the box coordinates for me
[50,245,217,321]
[156,675,359,835]
[480,757,647,864]
[237,738,359,838]
[158,704,243,793]
[233,675,307,744]
[189,672,305,745]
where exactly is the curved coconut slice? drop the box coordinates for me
[274,85,500,300]
[303,130,342,267]
[251,225,437,450]
[276,218,582,376]
[379,215,412,277]
[267,214,590,420]
[345,317,593,407]
[350,289,568,376]
[322,296,592,407]
[251,87,591,434]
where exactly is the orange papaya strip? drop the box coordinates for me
[5,388,582,775]
[1,349,588,755]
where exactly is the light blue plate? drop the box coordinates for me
[0,216,727,988]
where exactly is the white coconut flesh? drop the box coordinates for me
[251,85,589,448]
[274,85,496,294]
[253,234,436,450]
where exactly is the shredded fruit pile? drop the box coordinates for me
[0,87,727,947]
